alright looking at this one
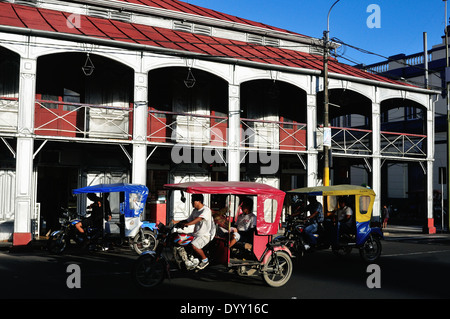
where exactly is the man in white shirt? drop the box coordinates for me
[336,197,353,235]
[234,197,256,245]
[181,194,213,269]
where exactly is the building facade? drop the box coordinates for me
[0,0,437,245]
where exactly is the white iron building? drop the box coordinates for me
[0,0,438,245]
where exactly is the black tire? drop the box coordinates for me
[262,251,293,288]
[47,232,67,254]
[133,254,166,288]
[133,229,158,255]
[359,235,382,263]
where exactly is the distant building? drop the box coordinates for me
[0,0,437,245]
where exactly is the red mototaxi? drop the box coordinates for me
[163,181,292,287]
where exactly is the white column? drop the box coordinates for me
[132,71,148,185]
[426,97,436,233]
[371,97,381,220]
[306,92,318,186]
[14,57,36,246]
[228,84,240,181]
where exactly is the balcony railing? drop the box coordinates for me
[240,117,307,151]
[148,109,308,151]
[330,126,426,158]
[147,109,228,146]
[331,126,372,155]
[0,96,19,132]
[33,96,133,140]
[0,96,426,158]
[380,131,426,157]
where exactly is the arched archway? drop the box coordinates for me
[317,88,372,128]
[380,98,428,224]
[380,98,426,135]
[241,79,307,124]
[240,79,308,190]
[147,67,229,186]
[35,52,134,138]
[34,52,135,232]
[317,88,373,185]
[0,46,20,99]
[36,52,134,107]
[0,46,20,231]
[148,66,228,115]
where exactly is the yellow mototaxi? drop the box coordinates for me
[287,184,383,263]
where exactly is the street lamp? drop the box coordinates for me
[322,0,341,186]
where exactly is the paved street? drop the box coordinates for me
[1,225,450,303]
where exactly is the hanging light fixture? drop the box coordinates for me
[184,67,196,88]
[268,80,280,99]
[82,53,95,76]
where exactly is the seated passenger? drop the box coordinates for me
[212,207,238,244]
[233,197,256,248]
[336,197,354,235]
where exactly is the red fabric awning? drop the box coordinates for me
[0,2,414,87]
[164,181,285,196]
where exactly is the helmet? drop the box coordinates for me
[174,233,193,246]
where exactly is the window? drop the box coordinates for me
[263,198,277,223]
[327,196,337,211]
[129,193,143,211]
[359,196,371,214]
[41,94,58,109]
[63,88,80,111]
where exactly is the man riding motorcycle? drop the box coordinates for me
[177,194,214,270]
[302,195,324,250]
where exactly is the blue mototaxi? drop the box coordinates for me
[73,183,158,254]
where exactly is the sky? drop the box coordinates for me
[185,0,448,66]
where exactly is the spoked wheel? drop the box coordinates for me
[359,235,382,263]
[262,251,293,287]
[133,254,166,288]
[133,229,158,255]
[47,232,67,254]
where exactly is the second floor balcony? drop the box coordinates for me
[0,95,427,159]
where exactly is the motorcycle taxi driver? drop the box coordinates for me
[177,194,213,270]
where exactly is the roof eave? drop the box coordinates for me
[69,0,324,47]
[0,24,435,95]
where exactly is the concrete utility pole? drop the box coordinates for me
[323,0,341,186]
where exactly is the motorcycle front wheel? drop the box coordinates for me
[133,229,158,255]
[47,232,67,254]
[133,254,166,288]
[359,234,382,263]
[262,251,293,288]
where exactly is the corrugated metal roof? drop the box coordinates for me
[114,0,305,36]
[0,2,414,87]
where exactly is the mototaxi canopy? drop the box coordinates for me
[73,183,149,217]
[164,181,285,235]
[287,184,375,223]
[288,184,375,197]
